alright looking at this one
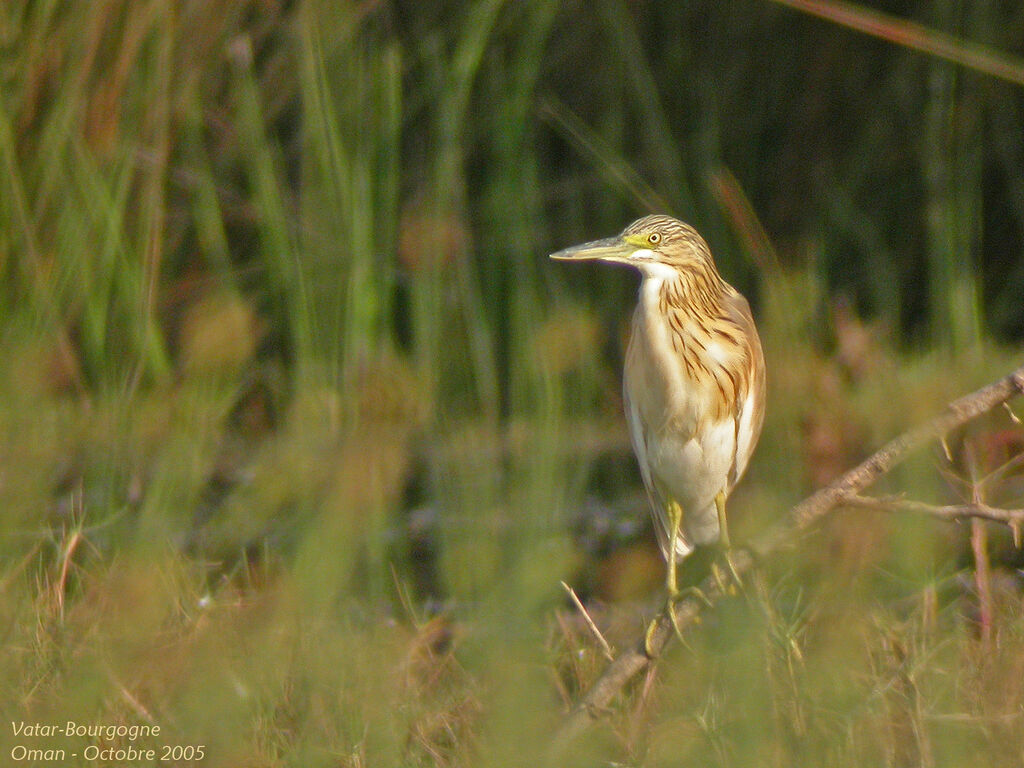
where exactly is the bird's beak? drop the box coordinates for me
[549,236,634,263]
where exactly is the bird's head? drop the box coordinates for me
[549,214,716,279]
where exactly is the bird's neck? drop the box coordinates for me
[635,264,742,425]
[640,263,726,324]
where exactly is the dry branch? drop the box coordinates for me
[843,494,1024,527]
[552,363,1024,753]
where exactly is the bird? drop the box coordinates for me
[551,214,765,639]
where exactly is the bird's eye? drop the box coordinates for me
[648,232,662,245]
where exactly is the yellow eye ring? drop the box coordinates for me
[648,232,661,245]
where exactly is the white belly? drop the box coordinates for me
[646,417,736,546]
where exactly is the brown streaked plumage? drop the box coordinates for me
[551,214,765,612]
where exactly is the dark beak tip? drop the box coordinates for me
[549,248,583,261]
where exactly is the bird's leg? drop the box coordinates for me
[645,500,709,655]
[714,490,743,592]
[665,500,681,596]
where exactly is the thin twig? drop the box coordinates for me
[551,363,1024,753]
[978,450,1024,493]
[842,494,1024,526]
[1006,402,1022,425]
[561,581,615,662]
[966,444,995,645]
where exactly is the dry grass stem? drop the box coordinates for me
[562,581,615,662]
[768,0,1024,87]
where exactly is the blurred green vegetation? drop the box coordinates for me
[1,1,1023,766]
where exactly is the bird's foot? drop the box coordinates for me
[710,548,744,597]
[644,586,712,656]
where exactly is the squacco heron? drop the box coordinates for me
[551,215,765,638]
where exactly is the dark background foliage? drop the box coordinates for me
[2,1,1023,765]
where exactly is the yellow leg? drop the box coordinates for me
[715,490,743,590]
[645,500,710,656]
[665,500,682,596]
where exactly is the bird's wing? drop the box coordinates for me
[623,380,666,557]
[723,289,766,488]
[623,365,693,561]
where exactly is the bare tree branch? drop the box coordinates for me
[552,363,1024,753]
[843,494,1024,526]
